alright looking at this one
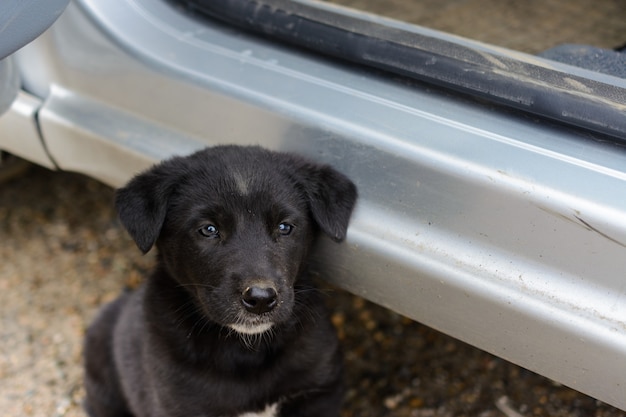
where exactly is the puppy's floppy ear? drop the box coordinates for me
[297,161,358,242]
[115,160,182,254]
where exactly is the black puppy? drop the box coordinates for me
[84,145,357,417]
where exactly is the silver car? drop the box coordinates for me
[1,0,625,410]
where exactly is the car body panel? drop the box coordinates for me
[0,0,69,164]
[0,90,55,169]
[2,0,626,410]
[0,0,69,60]
[0,58,20,117]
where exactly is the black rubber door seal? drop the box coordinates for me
[181,0,626,142]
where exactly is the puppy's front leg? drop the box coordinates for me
[278,387,344,417]
[84,294,135,417]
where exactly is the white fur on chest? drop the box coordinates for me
[237,402,279,417]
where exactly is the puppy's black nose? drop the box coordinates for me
[241,286,278,315]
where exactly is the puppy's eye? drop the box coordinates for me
[278,223,293,236]
[198,224,220,238]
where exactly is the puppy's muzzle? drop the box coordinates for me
[241,286,278,315]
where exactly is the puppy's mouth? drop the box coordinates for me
[225,285,289,336]
[228,320,274,335]
[196,284,294,337]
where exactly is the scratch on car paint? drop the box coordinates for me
[574,215,626,248]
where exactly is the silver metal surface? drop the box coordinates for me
[0,0,70,60]
[0,91,55,169]
[0,58,19,116]
[8,0,626,409]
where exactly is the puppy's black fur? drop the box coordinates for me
[84,145,357,417]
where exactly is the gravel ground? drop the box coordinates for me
[325,0,626,54]
[2,165,626,417]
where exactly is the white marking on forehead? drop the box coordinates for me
[237,402,279,417]
[232,170,250,195]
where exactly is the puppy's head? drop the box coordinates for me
[115,146,357,336]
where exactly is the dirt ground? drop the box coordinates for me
[2,166,625,417]
[325,0,626,54]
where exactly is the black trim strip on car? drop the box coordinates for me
[179,0,626,143]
